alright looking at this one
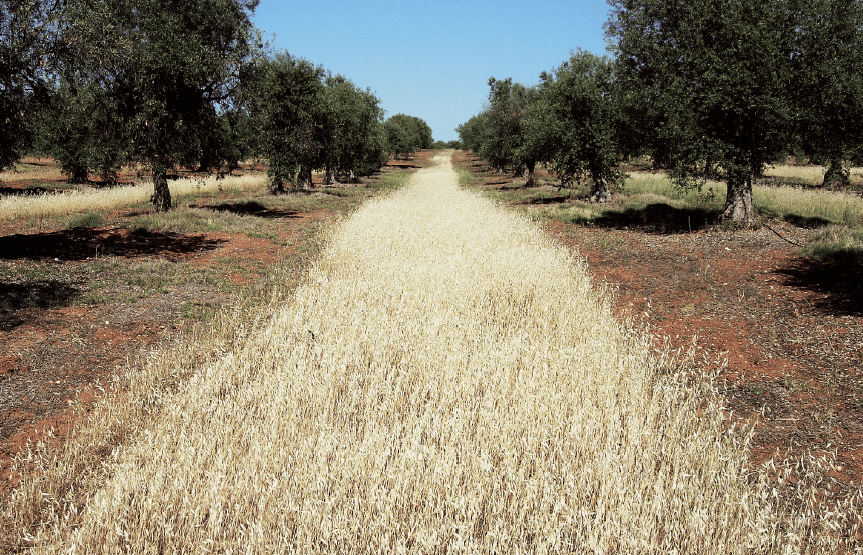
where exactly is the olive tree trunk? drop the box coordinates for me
[524,160,537,187]
[589,177,612,203]
[151,164,172,212]
[589,163,612,203]
[296,166,313,189]
[822,158,850,188]
[721,175,755,227]
[324,164,337,186]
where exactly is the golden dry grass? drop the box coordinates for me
[5,153,861,553]
[765,164,863,186]
[0,175,267,221]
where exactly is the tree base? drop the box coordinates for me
[151,170,172,212]
[721,177,755,228]
[823,160,851,189]
[590,180,611,203]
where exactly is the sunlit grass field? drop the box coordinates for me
[5,154,860,552]
[764,163,863,186]
[522,171,863,228]
[0,174,268,222]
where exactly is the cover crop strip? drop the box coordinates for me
[17,154,860,552]
[0,174,266,221]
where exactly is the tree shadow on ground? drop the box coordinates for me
[527,195,572,205]
[0,186,56,196]
[590,203,721,233]
[0,228,226,261]
[775,214,835,228]
[0,282,80,319]
[199,201,302,219]
[775,256,863,317]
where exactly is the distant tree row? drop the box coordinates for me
[0,0,432,210]
[431,140,462,150]
[458,0,863,227]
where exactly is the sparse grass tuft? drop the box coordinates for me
[802,225,863,265]
[180,300,220,321]
[65,211,106,229]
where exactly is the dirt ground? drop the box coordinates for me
[453,151,863,495]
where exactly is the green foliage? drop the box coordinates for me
[430,140,463,150]
[607,0,798,225]
[457,78,546,185]
[34,79,126,183]
[534,51,625,202]
[249,52,325,191]
[59,0,261,209]
[480,78,541,178]
[384,114,433,159]
[250,56,387,190]
[0,0,59,170]
[320,74,386,180]
[793,0,863,188]
[456,113,488,154]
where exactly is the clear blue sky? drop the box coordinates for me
[251,0,614,142]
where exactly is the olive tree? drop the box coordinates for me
[480,78,543,183]
[0,0,60,170]
[249,53,325,192]
[62,0,260,210]
[320,75,386,183]
[532,51,625,202]
[607,0,798,226]
[793,0,863,188]
[456,112,489,154]
[384,114,433,159]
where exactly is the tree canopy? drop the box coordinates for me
[457,0,863,223]
[607,0,799,226]
[480,78,542,183]
[52,0,261,210]
[792,0,863,188]
[384,114,433,159]
[535,51,625,202]
[250,53,326,192]
[320,75,387,183]
[0,0,59,170]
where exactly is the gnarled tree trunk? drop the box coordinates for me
[721,175,755,227]
[151,163,172,212]
[823,158,850,189]
[296,166,313,189]
[324,164,337,186]
[589,176,612,203]
[66,164,89,184]
[589,163,612,203]
[268,175,285,194]
[524,160,537,187]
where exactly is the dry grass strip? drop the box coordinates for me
[6,153,860,553]
[0,175,266,221]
